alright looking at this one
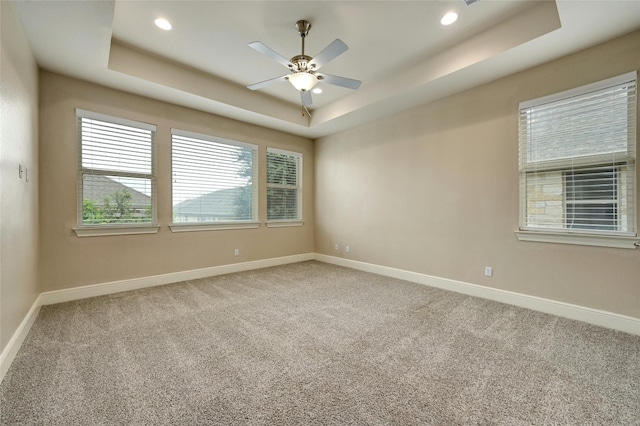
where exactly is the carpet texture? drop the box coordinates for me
[1,261,639,425]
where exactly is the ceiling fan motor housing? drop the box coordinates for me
[289,55,313,72]
[296,20,311,37]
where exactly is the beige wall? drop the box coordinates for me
[315,30,640,319]
[3,10,638,357]
[39,72,314,292]
[0,1,40,352]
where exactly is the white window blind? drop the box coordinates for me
[267,148,302,221]
[77,109,156,226]
[518,72,636,236]
[172,129,258,224]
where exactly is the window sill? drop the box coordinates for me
[266,221,304,228]
[169,222,260,233]
[74,225,160,237]
[515,230,639,249]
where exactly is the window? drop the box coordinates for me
[171,129,258,229]
[565,168,618,231]
[517,72,637,248]
[76,109,156,233]
[267,148,302,223]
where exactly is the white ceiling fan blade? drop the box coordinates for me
[308,39,348,70]
[301,90,313,107]
[247,75,289,91]
[316,73,362,90]
[249,41,293,69]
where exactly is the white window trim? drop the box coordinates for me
[76,109,156,132]
[73,225,160,238]
[266,221,304,228]
[266,147,303,224]
[515,230,639,249]
[169,222,260,233]
[519,72,637,110]
[75,109,157,237]
[516,72,637,248]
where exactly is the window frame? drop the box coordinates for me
[515,72,638,249]
[74,109,158,237]
[266,147,303,227]
[169,128,259,233]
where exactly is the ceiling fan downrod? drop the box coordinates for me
[291,20,313,72]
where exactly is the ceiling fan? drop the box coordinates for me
[247,20,361,112]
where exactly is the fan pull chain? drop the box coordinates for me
[301,93,312,118]
[303,104,312,118]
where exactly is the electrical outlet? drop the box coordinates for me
[484,266,493,277]
[334,244,339,251]
[345,245,350,253]
[234,248,239,256]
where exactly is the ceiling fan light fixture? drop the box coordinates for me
[288,72,318,91]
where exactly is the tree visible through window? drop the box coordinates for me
[171,129,258,224]
[77,110,155,226]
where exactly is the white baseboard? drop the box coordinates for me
[314,254,640,336]
[3,251,637,385]
[1,295,41,382]
[2,253,313,383]
[40,253,315,305]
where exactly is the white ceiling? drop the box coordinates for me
[12,0,640,138]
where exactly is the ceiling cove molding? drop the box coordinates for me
[310,0,562,129]
[108,41,309,129]
[107,2,560,137]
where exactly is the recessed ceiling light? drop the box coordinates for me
[312,88,323,94]
[154,18,172,31]
[440,12,458,26]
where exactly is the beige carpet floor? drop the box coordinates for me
[1,261,639,425]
